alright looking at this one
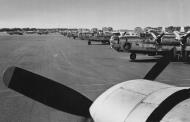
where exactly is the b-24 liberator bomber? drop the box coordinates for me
[112,31,190,61]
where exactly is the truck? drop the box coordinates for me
[88,32,112,45]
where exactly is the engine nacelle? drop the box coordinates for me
[90,79,190,122]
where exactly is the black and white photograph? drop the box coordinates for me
[0,0,190,122]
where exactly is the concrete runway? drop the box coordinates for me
[0,34,190,122]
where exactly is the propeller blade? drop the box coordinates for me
[150,32,157,39]
[144,49,173,80]
[173,31,181,40]
[182,32,190,41]
[159,32,165,38]
[3,66,92,118]
[155,32,165,44]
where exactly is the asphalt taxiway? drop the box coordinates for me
[0,34,190,122]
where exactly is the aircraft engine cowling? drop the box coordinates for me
[89,79,190,122]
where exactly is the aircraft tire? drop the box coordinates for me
[182,51,188,61]
[88,40,91,45]
[171,47,177,59]
[130,53,136,61]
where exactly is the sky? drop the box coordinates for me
[0,0,190,29]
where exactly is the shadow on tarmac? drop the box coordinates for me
[131,58,190,63]
[88,43,109,45]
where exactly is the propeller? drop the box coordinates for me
[155,32,165,44]
[180,31,190,45]
[144,48,174,80]
[174,31,190,59]
[173,31,181,40]
[149,32,157,39]
[123,32,127,36]
[3,66,92,118]
[149,32,164,44]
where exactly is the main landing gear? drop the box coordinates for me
[88,40,91,45]
[130,53,136,61]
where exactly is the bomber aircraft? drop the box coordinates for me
[112,30,190,61]
[111,31,166,60]
[3,49,190,122]
[173,30,190,60]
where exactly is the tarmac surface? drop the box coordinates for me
[0,34,190,122]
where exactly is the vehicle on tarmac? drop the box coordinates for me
[88,31,112,45]
[3,48,190,122]
[78,31,94,40]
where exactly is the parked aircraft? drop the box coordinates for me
[110,31,125,48]
[173,31,190,60]
[7,31,23,35]
[112,30,190,61]
[3,49,190,122]
[127,32,167,60]
[110,31,165,60]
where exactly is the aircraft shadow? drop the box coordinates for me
[131,59,159,63]
[131,58,189,63]
[89,43,109,45]
[183,60,190,64]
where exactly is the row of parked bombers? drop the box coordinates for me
[63,30,190,61]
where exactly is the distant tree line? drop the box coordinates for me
[0,28,37,32]
[0,28,69,32]
[1,26,190,33]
